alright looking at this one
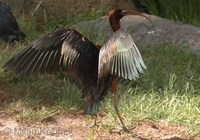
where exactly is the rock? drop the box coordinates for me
[73,14,200,54]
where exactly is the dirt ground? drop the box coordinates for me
[0,113,198,140]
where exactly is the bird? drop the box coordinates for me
[3,9,148,131]
[0,1,26,42]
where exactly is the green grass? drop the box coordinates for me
[104,74,200,136]
[0,6,200,138]
[135,0,200,27]
[101,44,200,136]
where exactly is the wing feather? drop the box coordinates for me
[11,47,34,71]
[15,49,38,74]
[3,29,99,85]
[123,52,128,79]
[24,51,43,74]
[36,51,49,73]
[98,29,146,81]
[28,51,46,74]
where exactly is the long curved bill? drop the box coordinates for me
[122,10,150,21]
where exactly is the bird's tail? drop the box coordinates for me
[83,87,107,115]
[84,100,101,115]
[83,77,112,115]
[83,87,103,115]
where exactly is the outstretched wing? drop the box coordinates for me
[3,29,99,83]
[98,29,146,81]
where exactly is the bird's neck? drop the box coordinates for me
[109,17,121,32]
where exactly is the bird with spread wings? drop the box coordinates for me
[3,9,149,131]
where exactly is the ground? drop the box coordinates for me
[0,113,197,140]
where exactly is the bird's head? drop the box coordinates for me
[108,9,149,32]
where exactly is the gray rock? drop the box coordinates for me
[73,15,200,54]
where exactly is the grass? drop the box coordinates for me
[101,44,200,136]
[0,6,200,138]
[104,73,200,136]
[135,0,200,27]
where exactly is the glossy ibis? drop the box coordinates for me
[3,9,148,131]
[0,1,26,42]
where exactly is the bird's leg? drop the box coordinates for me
[113,91,128,131]
[88,114,99,128]
[112,77,133,133]
[93,114,98,127]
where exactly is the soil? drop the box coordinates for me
[0,113,198,140]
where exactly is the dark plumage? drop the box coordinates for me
[3,9,148,131]
[4,28,112,115]
[0,1,26,42]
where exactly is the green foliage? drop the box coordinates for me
[136,0,200,26]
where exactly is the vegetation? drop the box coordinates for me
[103,44,200,136]
[0,3,200,139]
[135,0,200,27]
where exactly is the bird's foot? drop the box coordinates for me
[87,114,99,128]
[88,122,99,128]
[110,125,135,134]
[119,126,134,133]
